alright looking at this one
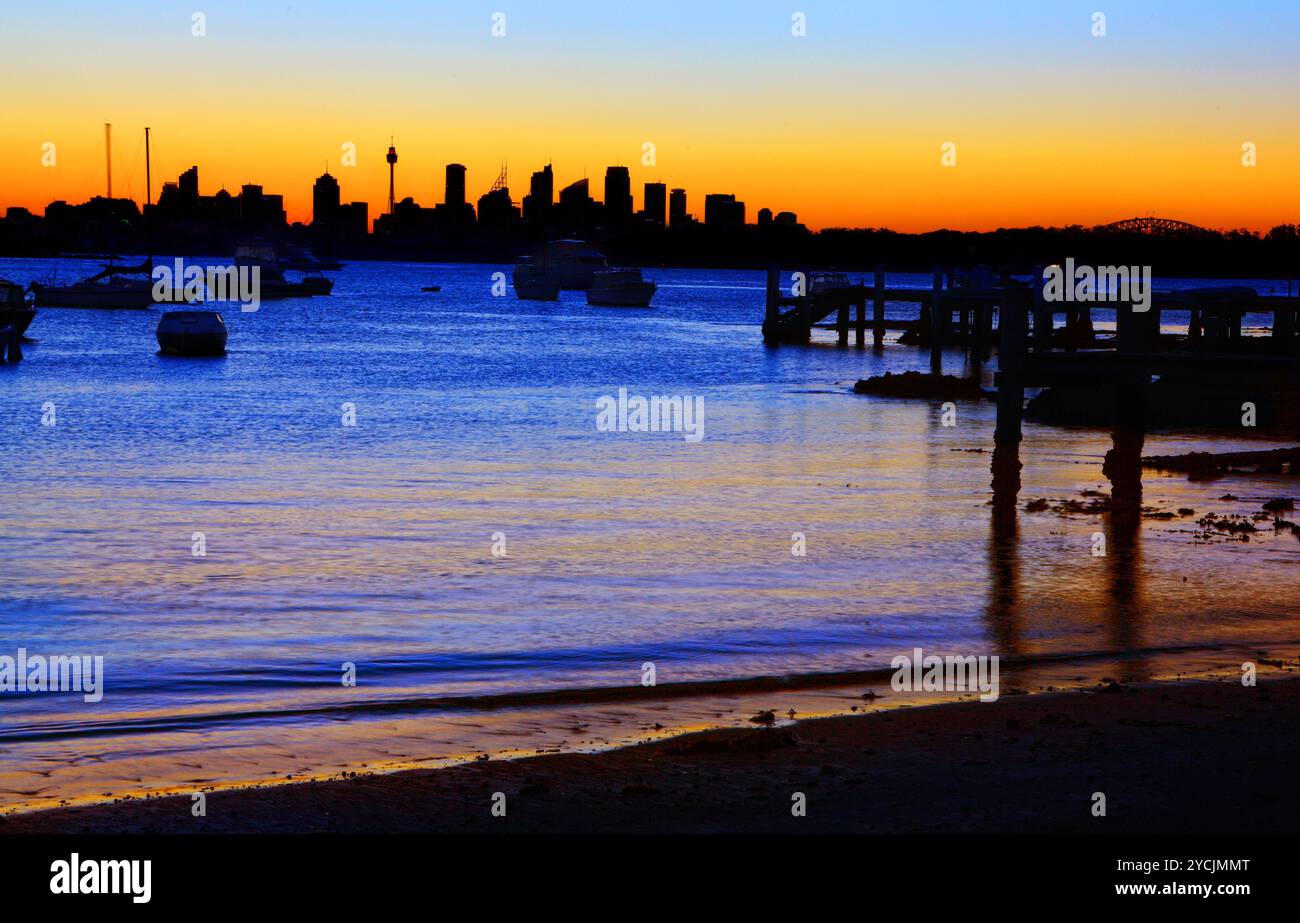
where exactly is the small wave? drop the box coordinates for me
[2,639,1289,746]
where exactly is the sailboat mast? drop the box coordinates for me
[104,122,112,199]
[143,127,153,267]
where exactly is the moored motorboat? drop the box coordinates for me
[278,244,342,273]
[809,271,851,295]
[284,272,333,296]
[156,310,228,356]
[586,269,656,308]
[512,261,561,301]
[514,240,609,291]
[234,240,333,298]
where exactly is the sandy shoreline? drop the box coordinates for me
[4,674,1295,834]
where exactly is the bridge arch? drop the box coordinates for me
[1095,216,1210,234]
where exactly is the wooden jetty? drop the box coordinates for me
[764,265,938,350]
[763,265,1022,371]
[994,283,1299,445]
[762,263,1300,443]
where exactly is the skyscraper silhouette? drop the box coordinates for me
[477,167,519,233]
[523,164,554,225]
[705,193,744,230]
[669,188,688,226]
[178,166,200,201]
[604,166,632,225]
[313,170,340,227]
[643,182,666,226]
[558,177,599,233]
[445,163,467,208]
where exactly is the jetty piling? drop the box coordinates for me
[929,267,944,370]
[1031,265,1052,352]
[994,285,1029,445]
[764,266,780,333]
[872,266,885,347]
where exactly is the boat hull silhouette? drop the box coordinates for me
[586,270,656,307]
[515,240,608,291]
[30,279,156,308]
[0,280,36,335]
[512,264,561,301]
[235,239,334,298]
[156,310,228,356]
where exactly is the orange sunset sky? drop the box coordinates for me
[1,0,1298,232]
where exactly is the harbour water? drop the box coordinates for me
[2,258,1298,811]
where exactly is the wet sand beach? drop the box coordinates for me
[6,675,1295,834]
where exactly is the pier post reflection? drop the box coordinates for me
[985,441,1024,656]
[1101,381,1149,678]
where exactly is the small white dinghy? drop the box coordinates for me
[156,310,227,356]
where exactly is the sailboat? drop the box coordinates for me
[30,259,157,309]
[30,125,173,309]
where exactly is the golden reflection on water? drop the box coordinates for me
[4,380,1300,814]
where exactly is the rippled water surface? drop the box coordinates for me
[2,258,1297,809]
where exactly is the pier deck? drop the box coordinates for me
[761,263,1300,446]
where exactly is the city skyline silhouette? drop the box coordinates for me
[3,1,1298,231]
